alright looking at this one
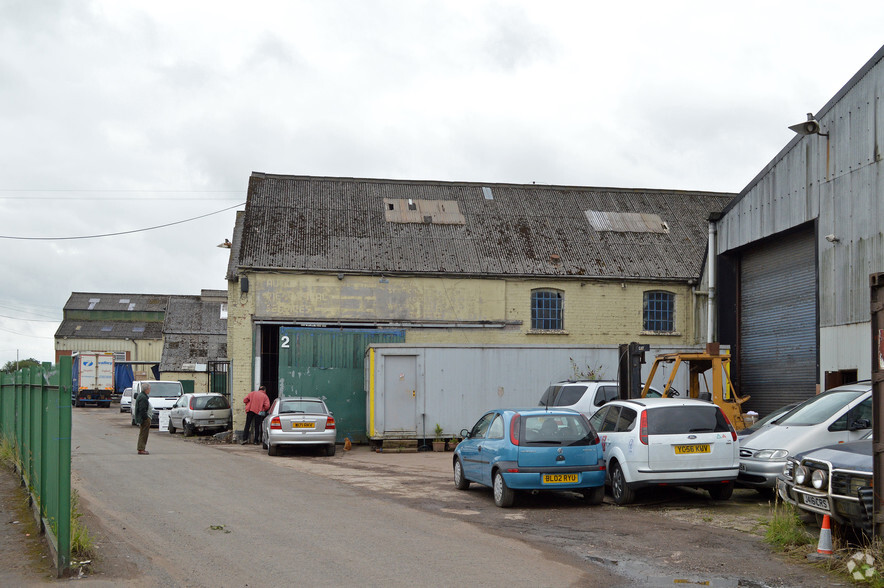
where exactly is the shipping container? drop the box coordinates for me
[365,344,710,443]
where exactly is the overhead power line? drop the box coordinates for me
[0,202,244,241]
[0,313,60,322]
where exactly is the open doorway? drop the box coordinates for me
[260,324,280,403]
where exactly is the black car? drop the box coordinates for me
[777,432,873,534]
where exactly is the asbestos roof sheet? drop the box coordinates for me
[63,292,170,312]
[54,320,164,340]
[234,173,735,280]
[162,295,228,336]
[159,333,228,371]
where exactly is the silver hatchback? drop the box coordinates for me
[168,393,232,437]
[262,397,337,456]
[738,381,872,490]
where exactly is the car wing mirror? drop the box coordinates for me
[850,418,871,431]
[460,428,470,439]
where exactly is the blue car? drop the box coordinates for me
[453,408,606,507]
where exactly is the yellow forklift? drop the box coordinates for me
[639,346,752,431]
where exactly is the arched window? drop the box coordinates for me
[531,289,563,330]
[644,291,675,332]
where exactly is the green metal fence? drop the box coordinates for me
[0,356,72,576]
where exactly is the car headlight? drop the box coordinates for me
[794,465,808,485]
[754,449,789,460]
[811,469,827,490]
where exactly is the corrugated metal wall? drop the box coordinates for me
[718,47,884,330]
[717,46,884,391]
[739,229,817,414]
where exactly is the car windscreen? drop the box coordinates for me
[777,390,866,426]
[646,405,730,435]
[193,396,230,410]
[522,414,597,446]
[148,382,182,397]
[279,400,325,414]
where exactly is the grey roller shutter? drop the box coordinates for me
[740,228,817,415]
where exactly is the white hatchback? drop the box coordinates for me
[588,397,740,504]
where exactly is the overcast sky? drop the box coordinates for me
[1,1,882,367]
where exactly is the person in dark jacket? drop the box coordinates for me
[134,384,151,455]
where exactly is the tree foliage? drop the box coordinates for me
[1,358,42,373]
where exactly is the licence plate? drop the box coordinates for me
[674,444,710,454]
[292,422,314,429]
[543,473,578,484]
[802,493,830,511]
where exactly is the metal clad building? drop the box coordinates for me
[715,44,884,412]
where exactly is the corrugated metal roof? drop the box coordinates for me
[234,174,735,280]
[63,292,170,312]
[54,320,164,340]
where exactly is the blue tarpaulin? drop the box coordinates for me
[115,363,134,394]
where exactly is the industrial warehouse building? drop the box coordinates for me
[224,173,734,438]
[712,44,884,415]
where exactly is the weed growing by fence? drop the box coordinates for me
[764,500,813,549]
[70,489,93,559]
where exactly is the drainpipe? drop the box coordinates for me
[707,216,718,344]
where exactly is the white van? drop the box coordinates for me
[130,380,184,427]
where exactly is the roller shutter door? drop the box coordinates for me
[740,229,817,415]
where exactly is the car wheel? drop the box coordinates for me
[168,420,177,435]
[453,458,470,490]
[493,470,515,508]
[583,484,605,505]
[183,420,194,437]
[326,443,336,456]
[708,482,734,501]
[611,462,634,505]
[268,443,278,456]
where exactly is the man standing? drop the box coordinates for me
[134,383,151,455]
[242,385,270,445]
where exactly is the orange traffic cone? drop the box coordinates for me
[816,514,834,556]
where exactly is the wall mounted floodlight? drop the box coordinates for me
[789,113,828,137]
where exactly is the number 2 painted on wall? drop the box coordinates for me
[280,335,290,349]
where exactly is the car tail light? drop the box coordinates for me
[326,415,336,430]
[270,416,281,430]
[639,411,648,445]
[719,409,737,441]
[189,397,195,410]
[510,415,520,446]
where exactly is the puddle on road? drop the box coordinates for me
[439,508,480,516]
[584,554,773,587]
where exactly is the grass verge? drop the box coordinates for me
[0,434,94,562]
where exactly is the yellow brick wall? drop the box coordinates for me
[227,273,695,429]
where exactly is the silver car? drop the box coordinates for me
[738,381,871,490]
[262,397,337,456]
[168,393,232,437]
